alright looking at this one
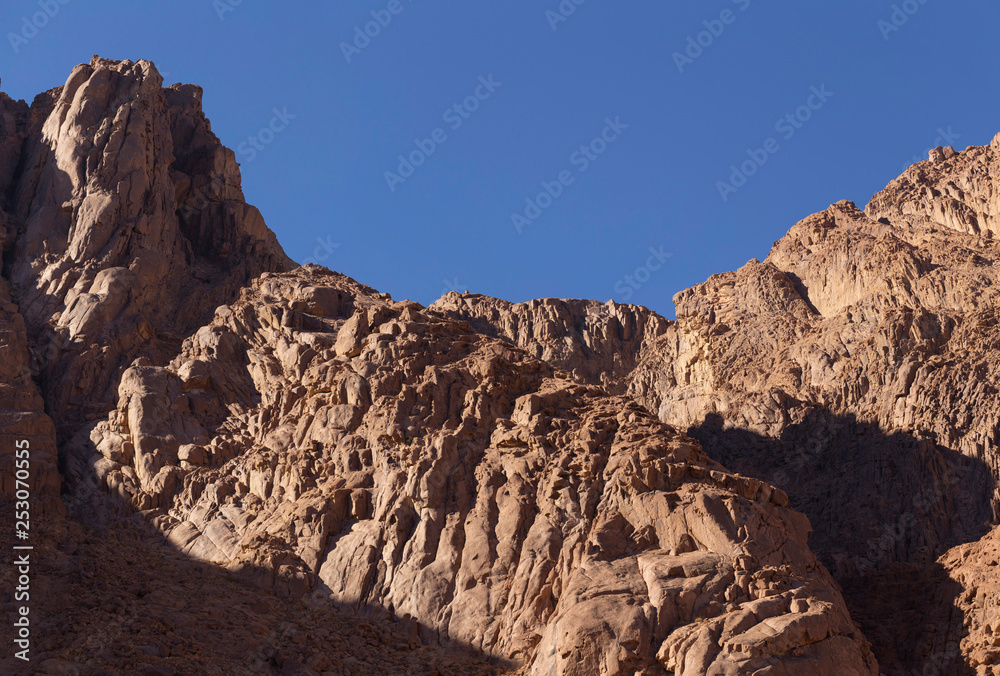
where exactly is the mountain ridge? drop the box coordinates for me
[2,56,999,675]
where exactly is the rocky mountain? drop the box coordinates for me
[5,56,292,451]
[420,136,1000,675]
[74,265,877,674]
[430,293,669,394]
[624,135,1000,675]
[3,55,1000,675]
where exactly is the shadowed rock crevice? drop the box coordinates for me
[688,411,991,675]
[841,562,969,676]
[0,503,508,675]
[690,412,994,577]
[622,139,1000,675]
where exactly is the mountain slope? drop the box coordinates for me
[4,56,292,450]
[624,138,1000,674]
[10,56,1000,674]
[78,266,875,674]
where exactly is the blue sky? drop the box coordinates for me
[2,1,998,318]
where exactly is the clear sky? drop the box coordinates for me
[2,1,998,318]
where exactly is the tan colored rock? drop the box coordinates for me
[0,514,500,676]
[626,134,1000,674]
[83,266,877,674]
[430,293,668,394]
[0,58,510,675]
[5,56,292,449]
[28,57,1000,675]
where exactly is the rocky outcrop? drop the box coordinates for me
[866,136,1000,237]
[80,267,877,674]
[4,56,292,445]
[0,82,61,515]
[430,293,669,394]
[628,200,999,572]
[938,525,1000,674]
[0,510,502,675]
[626,141,1000,673]
[0,277,61,515]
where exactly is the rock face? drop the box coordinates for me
[81,267,876,674]
[4,56,292,446]
[11,56,1000,675]
[629,201,999,577]
[430,293,669,394]
[624,141,1000,674]
[0,511,502,675]
[0,276,61,515]
[0,86,61,515]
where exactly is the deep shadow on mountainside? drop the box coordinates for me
[689,413,987,676]
[3,55,1000,675]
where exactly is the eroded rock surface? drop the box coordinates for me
[5,56,292,444]
[14,56,1000,675]
[0,82,61,515]
[0,512,502,675]
[82,267,876,674]
[625,141,1000,674]
[430,293,668,394]
[0,277,61,515]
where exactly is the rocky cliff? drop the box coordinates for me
[621,136,1000,675]
[430,293,669,394]
[5,55,1000,675]
[70,265,876,674]
[5,56,292,450]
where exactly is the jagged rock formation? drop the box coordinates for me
[939,525,1000,674]
[0,276,61,515]
[4,56,292,447]
[430,293,668,394]
[1,84,62,515]
[10,55,1000,675]
[80,267,877,674]
[0,511,501,675]
[0,57,877,675]
[416,138,1000,673]
[627,198,1000,573]
[618,140,1000,675]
